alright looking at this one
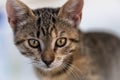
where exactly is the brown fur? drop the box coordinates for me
[6,0,120,80]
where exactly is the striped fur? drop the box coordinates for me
[6,0,120,80]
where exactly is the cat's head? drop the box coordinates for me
[6,0,83,75]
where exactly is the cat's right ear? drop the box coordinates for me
[58,0,84,27]
[6,0,35,29]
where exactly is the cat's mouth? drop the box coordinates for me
[34,58,72,71]
[33,60,63,71]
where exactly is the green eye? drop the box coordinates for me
[28,39,40,48]
[55,38,67,47]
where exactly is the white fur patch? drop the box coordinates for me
[18,20,27,26]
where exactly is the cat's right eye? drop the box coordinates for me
[28,39,40,48]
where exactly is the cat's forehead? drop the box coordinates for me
[32,8,60,36]
[34,8,59,27]
[36,11,53,29]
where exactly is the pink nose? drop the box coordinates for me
[41,52,55,67]
[42,58,54,67]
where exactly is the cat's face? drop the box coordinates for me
[15,17,80,71]
[6,0,83,74]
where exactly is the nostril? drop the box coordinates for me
[42,58,54,67]
[34,58,40,61]
[57,57,61,60]
[41,52,55,67]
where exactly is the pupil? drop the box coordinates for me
[60,40,62,44]
[33,40,35,44]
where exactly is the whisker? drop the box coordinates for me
[63,64,74,80]
[63,59,82,80]
[68,65,79,80]
[27,61,39,65]
[70,65,81,80]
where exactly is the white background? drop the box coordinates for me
[0,0,120,80]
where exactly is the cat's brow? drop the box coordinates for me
[69,38,79,43]
[29,32,35,37]
[60,31,65,36]
[15,39,25,45]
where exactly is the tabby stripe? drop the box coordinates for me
[69,38,79,43]
[15,40,25,45]
[53,47,57,52]
[37,18,41,29]
[21,51,34,56]
[37,31,40,38]
[21,52,26,55]
[41,27,46,35]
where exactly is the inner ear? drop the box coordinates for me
[58,0,84,27]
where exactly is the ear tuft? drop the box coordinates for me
[6,0,35,29]
[58,0,84,27]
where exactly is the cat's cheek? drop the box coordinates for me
[51,59,63,68]
[33,61,47,69]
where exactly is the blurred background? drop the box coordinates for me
[0,0,120,80]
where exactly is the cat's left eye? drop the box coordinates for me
[28,39,40,48]
[55,37,67,47]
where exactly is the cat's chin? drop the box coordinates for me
[40,66,57,71]
[37,65,58,71]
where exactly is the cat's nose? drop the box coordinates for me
[41,53,55,67]
[42,59,54,67]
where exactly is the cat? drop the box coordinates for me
[6,0,120,80]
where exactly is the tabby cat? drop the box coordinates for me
[6,0,120,80]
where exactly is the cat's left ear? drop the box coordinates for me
[58,0,84,27]
[6,0,36,29]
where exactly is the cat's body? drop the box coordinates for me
[6,0,120,80]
